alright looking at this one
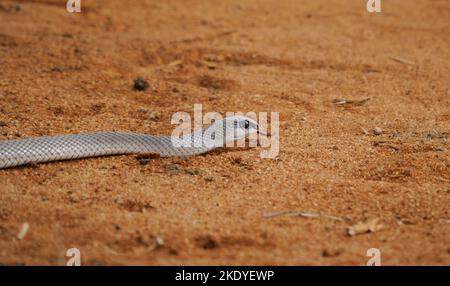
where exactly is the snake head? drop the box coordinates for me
[223,115,259,139]
[202,115,266,148]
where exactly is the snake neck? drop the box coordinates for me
[175,123,240,149]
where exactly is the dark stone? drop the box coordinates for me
[133,76,149,91]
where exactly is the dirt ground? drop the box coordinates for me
[0,0,449,265]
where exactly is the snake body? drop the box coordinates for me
[0,116,258,169]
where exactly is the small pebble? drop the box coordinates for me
[138,158,151,166]
[232,157,242,164]
[148,111,160,121]
[205,176,215,182]
[155,237,164,248]
[136,153,160,165]
[133,76,149,91]
[0,121,6,127]
[373,127,383,135]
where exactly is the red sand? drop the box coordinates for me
[0,0,449,265]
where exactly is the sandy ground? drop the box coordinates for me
[0,0,449,265]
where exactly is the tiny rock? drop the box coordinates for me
[205,176,215,182]
[133,76,149,91]
[155,237,165,248]
[373,127,383,135]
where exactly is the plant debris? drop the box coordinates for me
[17,223,29,240]
[185,168,201,176]
[333,98,370,106]
[263,211,346,221]
[148,111,161,121]
[347,218,382,236]
[167,60,183,67]
[389,55,416,66]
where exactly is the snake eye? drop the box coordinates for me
[244,120,250,129]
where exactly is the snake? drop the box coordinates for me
[0,115,260,169]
